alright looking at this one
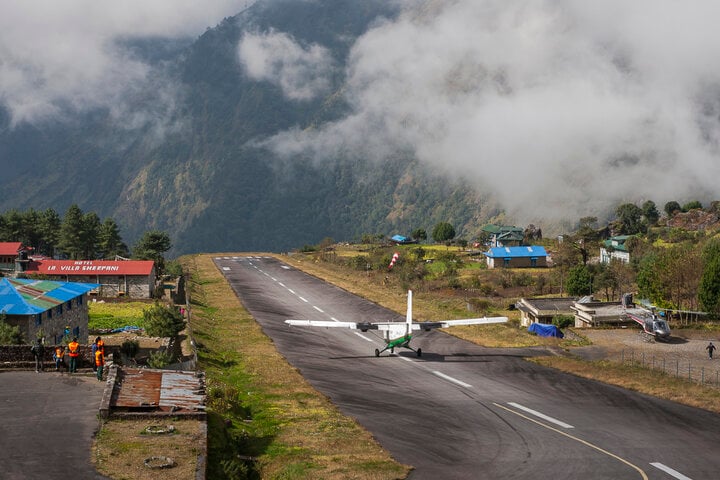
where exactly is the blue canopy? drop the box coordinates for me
[528,323,564,338]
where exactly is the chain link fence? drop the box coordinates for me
[616,349,720,388]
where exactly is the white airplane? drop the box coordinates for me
[285,290,508,357]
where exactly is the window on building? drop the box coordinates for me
[47,309,52,319]
[531,258,537,267]
[73,326,80,337]
[77,295,83,305]
[503,258,510,267]
[57,304,63,316]
[35,314,42,326]
[67,300,72,310]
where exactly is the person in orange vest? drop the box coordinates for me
[53,346,65,372]
[95,345,105,381]
[91,337,104,372]
[67,337,80,373]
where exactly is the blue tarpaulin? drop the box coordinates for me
[528,323,564,338]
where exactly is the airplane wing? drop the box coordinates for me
[285,320,379,330]
[413,317,508,331]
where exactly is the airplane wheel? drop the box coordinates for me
[417,348,422,357]
[375,348,380,357]
[390,348,394,354]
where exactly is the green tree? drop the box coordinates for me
[636,250,665,305]
[699,239,720,317]
[0,209,23,242]
[0,314,24,344]
[431,222,455,243]
[573,216,599,265]
[664,201,682,217]
[57,204,86,259]
[642,200,660,226]
[411,228,427,242]
[682,200,703,212]
[593,263,618,301]
[551,238,581,294]
[615,203,645,235]
[143,303,184,338]
[566,264,593,296]
[81,212,101,259]
[38,208,61,257]
[97,218,129,259]
[133,230,172,275]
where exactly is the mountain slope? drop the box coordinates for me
[0,0,493,254]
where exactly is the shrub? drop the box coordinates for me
[120,339,140,358]
[147,349,174,369]
[552,315,574,329]
[143,303,185,338]
[0,315,24,345]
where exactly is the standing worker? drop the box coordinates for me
[94,344,105,381]
[30,338,45,373]
[53,345,65,372]
[68,337,80,373]
[91,337,104,372]
[707,342,717,360]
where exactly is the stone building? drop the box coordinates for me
[0,277,97,344]
[24,259,156,298]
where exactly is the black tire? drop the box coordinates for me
[417,348,422,357]
[375,348,380,357]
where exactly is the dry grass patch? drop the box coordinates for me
[531,356,720,414]
[93,418,204,480]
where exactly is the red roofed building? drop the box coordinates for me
[0,242,32,272]
[25,259,156,298]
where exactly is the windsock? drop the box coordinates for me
[388,252,399,269]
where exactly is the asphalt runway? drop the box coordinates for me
[0,371,108,479]
[216,255,720,479]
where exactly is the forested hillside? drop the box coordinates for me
[0,0,494,255]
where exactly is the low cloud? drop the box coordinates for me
[238,29,335,101]
[265,0,720,224]
[0,0,246,127]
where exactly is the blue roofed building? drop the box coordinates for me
[483,246,548,269]
[0,278,98,344]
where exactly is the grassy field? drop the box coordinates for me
[88,301,149,331]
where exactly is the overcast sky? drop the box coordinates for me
[3,0,720,224]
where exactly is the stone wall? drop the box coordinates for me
[0,344,94,369]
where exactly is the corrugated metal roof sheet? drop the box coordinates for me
[26,259,155,276]
[484,246,547,258]
[111,368,206,414]
[0,278,99,314]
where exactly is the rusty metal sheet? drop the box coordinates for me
[111,368,205,413]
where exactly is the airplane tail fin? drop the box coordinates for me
[406,290,413,333]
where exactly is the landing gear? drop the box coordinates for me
[416,348,422,357]
[375,348,380,357]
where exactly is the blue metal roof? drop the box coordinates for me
[0,278,98,315]
[484,246,547,258]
